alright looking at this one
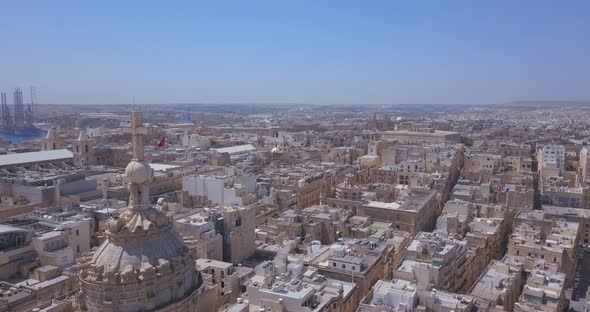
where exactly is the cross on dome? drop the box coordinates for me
[130,111,148,161]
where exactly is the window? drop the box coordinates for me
[221,281,224,288]
[342,264,345,269]
[352,266,355,271]
[333,262,336,267]
[77,245,80,253]
[76,230,79,236]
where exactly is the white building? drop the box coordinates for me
[182,132,211,149]
[183,173,257,206]
[358,279,475,312]
[580,146,590,182]
[245,267,357,312]
[370,279,418,310]
[537,145,565,179]
[31,218,92,268]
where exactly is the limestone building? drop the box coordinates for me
[396,232,482,293]
[381,129,460,144]
[211,205,256,264]
[357,189,439,235]
[174,212,223,261]
[514,269,566,312]
[507,217,579,283]
[469,258,525,312]
[196,259,241,307]
[357,279,475,312]
[317,237,399,297]
[542,205,590,245]
[0,225,36,280]
[41,128,62,151]
[73,129,95,167]
[77,111,217,312]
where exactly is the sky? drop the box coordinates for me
[0,1,589,105]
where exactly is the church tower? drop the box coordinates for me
[73,129,94,167]
[41,128,61,150]
[77,111,217,311]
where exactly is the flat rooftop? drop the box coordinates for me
[397,189,437,211]
[148,163,180,171]
[364,201,401,210]
[383,130,459,137]
[196,259,234,270]
[0,149,73,167]
[210,144,256,155]
[543,205,590,218]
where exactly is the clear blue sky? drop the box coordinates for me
[0,1,588,105]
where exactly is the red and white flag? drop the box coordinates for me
[157,136,166,149]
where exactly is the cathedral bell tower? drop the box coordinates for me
[41,128,60,151]
[73,129,94,167]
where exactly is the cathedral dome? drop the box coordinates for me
[79,111,211,312]
[125,160,151,184]
[91,224,187,274]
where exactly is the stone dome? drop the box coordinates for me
[78,111,212,312]
[91,225,187,274]
[125,161,151,184]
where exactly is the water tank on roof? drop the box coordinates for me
[331,245,346,257]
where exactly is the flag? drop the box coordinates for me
[157,136,165,149]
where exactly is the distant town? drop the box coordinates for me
[0,98,590,312]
